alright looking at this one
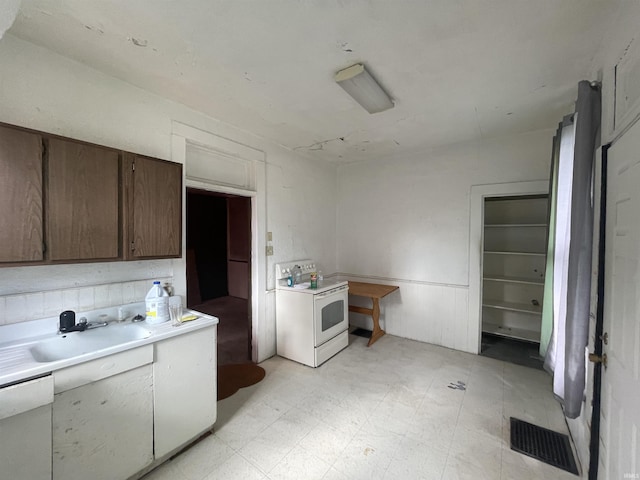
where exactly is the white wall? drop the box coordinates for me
[0,34,337,362]
[337,130,552,352]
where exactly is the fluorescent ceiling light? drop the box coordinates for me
[335,64,394,114]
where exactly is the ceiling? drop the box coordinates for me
[7,1,617,163]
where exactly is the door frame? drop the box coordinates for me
[170,122,267,364]
[587,143,609,479]
[468,180,550,354]
[186,188,254,360]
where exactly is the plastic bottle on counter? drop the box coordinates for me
[145,281,170,324]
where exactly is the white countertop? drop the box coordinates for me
[0,303,218,387]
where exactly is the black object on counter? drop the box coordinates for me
[59,310,76,333]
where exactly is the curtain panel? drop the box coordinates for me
[543,80,601,419]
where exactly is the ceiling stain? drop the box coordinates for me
[130,37,148,47]
[84,25,104,34]
[338,42,353,53]
[294,136,348,152]
[618,37,635,61]
[473,106,484,138]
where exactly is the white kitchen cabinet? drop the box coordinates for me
[482,195,549,342]
[0,375,53,480]
[153,325,217,459]
[52,346,154,480]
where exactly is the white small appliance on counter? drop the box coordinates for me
[275,260,349,367]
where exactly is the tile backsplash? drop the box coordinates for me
[0,258,178,326]
[0,278,173,326]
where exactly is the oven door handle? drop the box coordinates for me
[315,285,349,299]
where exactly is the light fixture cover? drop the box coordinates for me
[335,64,394,114]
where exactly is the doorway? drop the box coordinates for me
[186,188,252,366]
[479,194,549,369]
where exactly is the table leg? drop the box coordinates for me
[368,298,385,347]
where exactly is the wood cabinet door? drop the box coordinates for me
[128,155,182,258]
[46,139,120,261]
[0,125,43,263]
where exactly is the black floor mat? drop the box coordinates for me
[350,328,372,338]
[510,417,579,475]
[481,333,544,370]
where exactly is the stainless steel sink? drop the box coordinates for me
[30,323,152,362]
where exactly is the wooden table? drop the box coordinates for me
[348,281,399,347]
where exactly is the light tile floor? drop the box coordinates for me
[143,334,582,480]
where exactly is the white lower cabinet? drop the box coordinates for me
[0,375,54,480]
[153,325,217,458]
[52,347,154,480]
[3,324,217,480]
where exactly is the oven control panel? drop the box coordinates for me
[275,259,317,280]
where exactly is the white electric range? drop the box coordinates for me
[275,260,349,367]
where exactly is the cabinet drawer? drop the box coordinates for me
[54,345,153,393]
[0,375,54,420]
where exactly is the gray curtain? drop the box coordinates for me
[563,81,601,418]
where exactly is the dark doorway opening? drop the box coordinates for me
[186,189,252,366]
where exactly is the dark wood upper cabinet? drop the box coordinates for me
[46,139,121,261]
[0,122,182,266]
[0,125,44,263]
[126,154,182,259]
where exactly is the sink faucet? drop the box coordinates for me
[59,310,109,333]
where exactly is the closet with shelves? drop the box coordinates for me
[482,195,549,344]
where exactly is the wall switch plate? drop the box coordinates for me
[267,231,272,241]
[266,245,274,256]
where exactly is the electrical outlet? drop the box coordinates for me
[266,245,274,256]
[267,231,273,241]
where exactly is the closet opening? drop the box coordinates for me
[186,188,252,366]
[480,194,549,369]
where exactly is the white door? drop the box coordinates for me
[599,118,640,478]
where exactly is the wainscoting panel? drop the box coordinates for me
[341,275,473,354]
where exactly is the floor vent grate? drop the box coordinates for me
[510,417,579,475]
